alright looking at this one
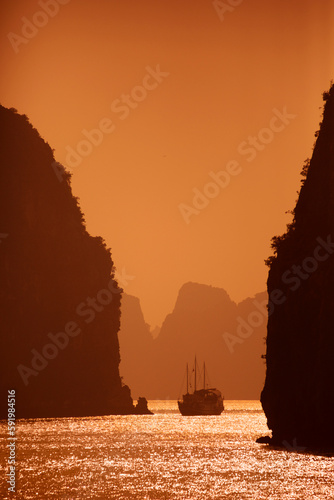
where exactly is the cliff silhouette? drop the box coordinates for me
[0,105,134,418]
[261,83,334,451]
[119,283,266,399]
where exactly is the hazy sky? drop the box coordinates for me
[1,0,333,327]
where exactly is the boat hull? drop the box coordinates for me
[177,389,224,416]
[177,401,224,416]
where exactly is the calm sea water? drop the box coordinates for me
[1,400,333,499]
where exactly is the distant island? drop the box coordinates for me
[0,105,149,418]
[260,83,334,452]
[119,282,267,400]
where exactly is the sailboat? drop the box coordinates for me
[177,357,224,416]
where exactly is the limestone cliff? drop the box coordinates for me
[0,105,134,417]
[261,84,334,450]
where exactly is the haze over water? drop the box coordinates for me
[1,2,334,497]
[1,0,333,327]
[1,401,333,499]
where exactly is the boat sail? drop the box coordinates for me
[177,357,224,416]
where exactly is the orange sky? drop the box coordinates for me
[1,0,333,327]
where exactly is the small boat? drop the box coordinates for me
[177,357,224,416]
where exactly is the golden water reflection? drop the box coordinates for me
[0,401,333,499]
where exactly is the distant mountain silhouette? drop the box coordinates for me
[119,283,267,399]
[118,293,154,395]
[261,83,334,451]
[0,105,134,417]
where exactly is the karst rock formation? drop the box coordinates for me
[261,84,334,451]
[0,105,134,418]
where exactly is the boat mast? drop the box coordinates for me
[186,362,189,394]
[194,356,197,392]
[203,362,205,390]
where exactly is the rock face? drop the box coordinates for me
[261,84,334,450]
[0,105,134,418]
[119,283,267,399]
[133,397,153,415]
